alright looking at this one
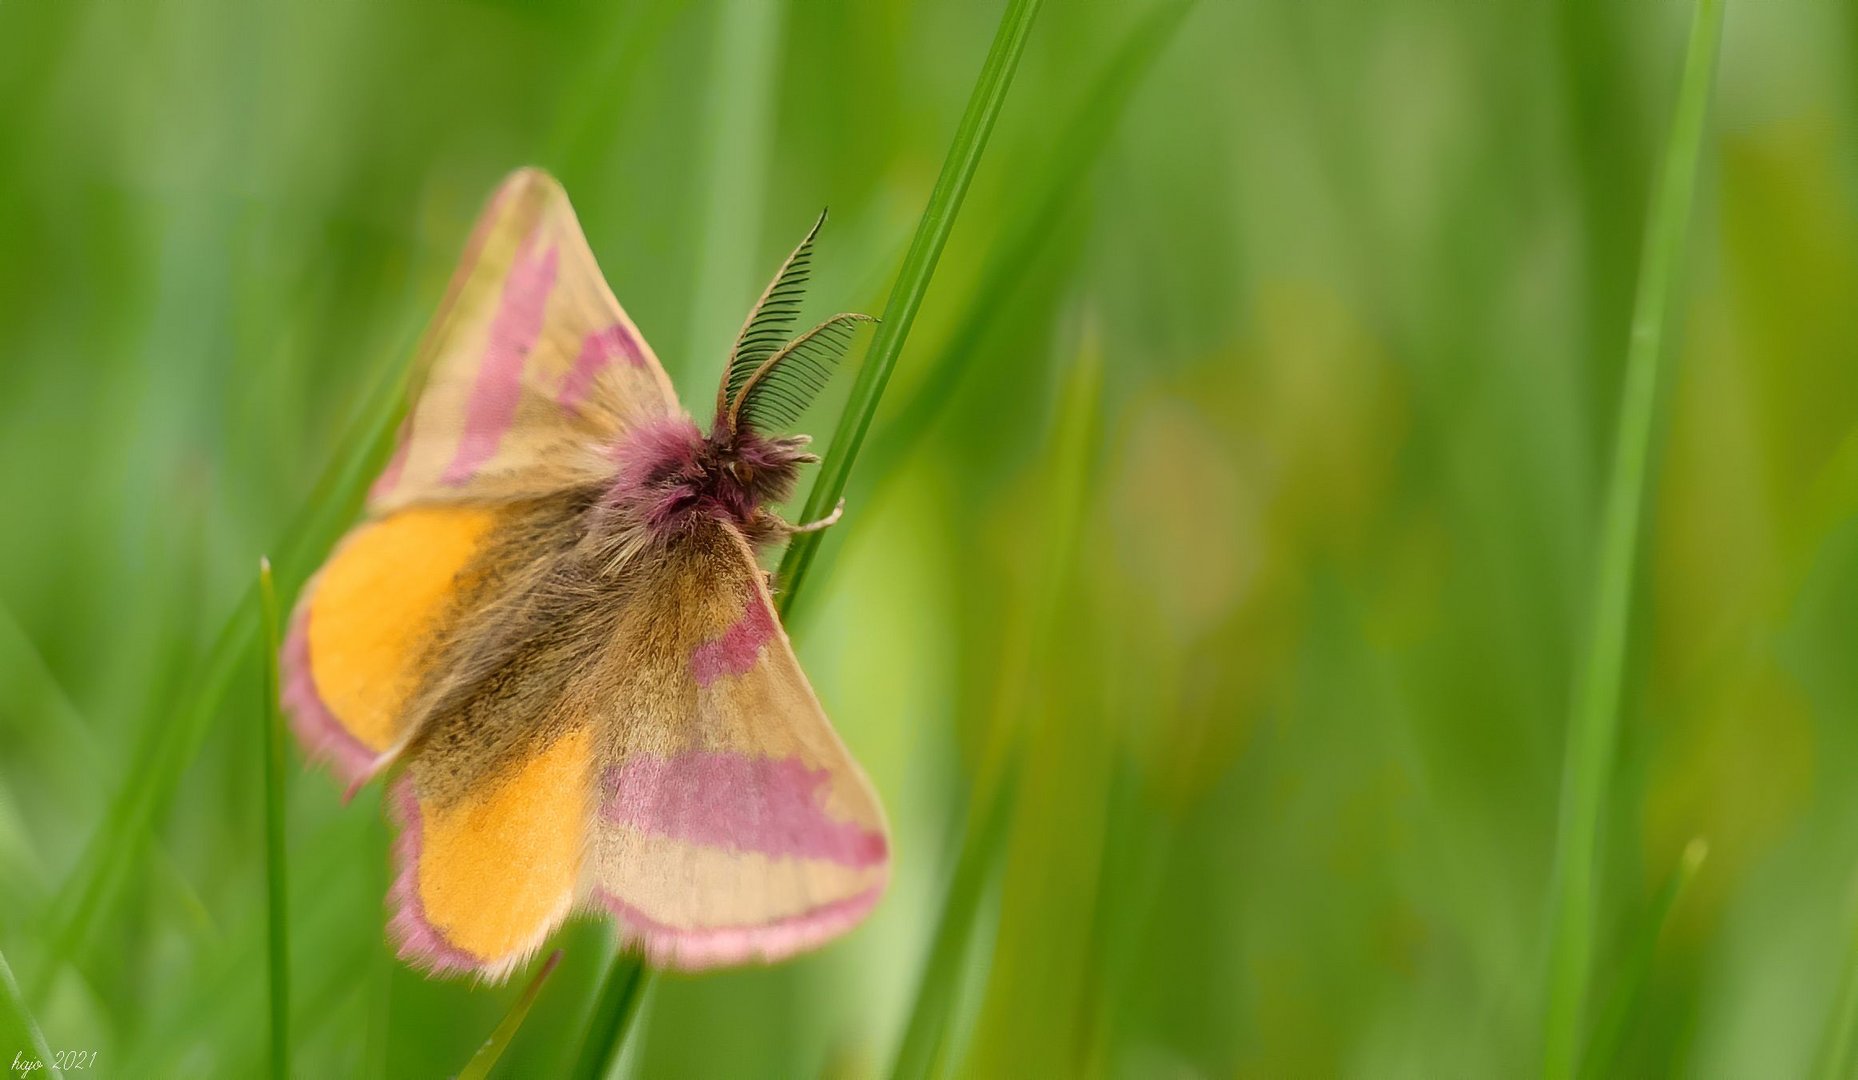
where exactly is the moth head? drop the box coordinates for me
[606,212,871,544]
[712,430,818,510]
[606,423,817,543]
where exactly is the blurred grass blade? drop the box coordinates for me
[459,950,563,1080]
[863,0,1192,483]
[40,350,410,994]
[776,0,1047,606]
[38,607,251,998]
[0,600,208,930]
[682,0,785,388]
[782,0,1191,631]
[0,948,61,1080]
[569,952,647,1080]
[257,557,290,1080]
[543,3,685,168]
[1579,839,1707,1080]
[1820,967,1858,1080]
[893,320,1104,1079]
[1540,1,1723,1076]
[890,766,1019,1080]
[1817,908,1858,1080]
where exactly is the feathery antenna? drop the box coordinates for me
[718,210,826,425]
[731,313,875,432]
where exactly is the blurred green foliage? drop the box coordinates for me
[1,0,1857,1077]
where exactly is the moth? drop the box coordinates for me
[280,168,889,979]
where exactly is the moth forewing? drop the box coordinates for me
[367,168,678,515]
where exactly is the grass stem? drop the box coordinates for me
[891,319,1104,1078]
[861,0,1191,486]
[889,767,1019,1080]
[1578,839,1707,1079]
[0,948,61,1080]
[40,352,410,992]
[568,951,648,1080]
[257,558,290,1080]
[459,950,563,1080]
[1811,866,1858,1080]
[1540,1,1724,1075]
[776,0,1047,607]
[772,1,1191,632]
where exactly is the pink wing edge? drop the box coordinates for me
[592,882,888,972]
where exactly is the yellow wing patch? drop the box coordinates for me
[282,505,500,781]
[390,727,593,978]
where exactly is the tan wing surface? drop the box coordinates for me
[586,519,890,969]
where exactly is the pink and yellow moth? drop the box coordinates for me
[281,168,889,980]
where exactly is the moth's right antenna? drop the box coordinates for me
[717,210,826,431]
[729,312,875,434]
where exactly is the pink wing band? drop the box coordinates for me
[441,232,560,486]
[603,751,888,868]
[595,885,884,971]
[689,595,776,686]
[279,604,381,787]
[557,323,646,410]
[386,777,488,976]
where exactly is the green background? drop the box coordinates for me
[1,0,1855,1076]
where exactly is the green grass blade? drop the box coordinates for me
[1819,964,1858,1080]
[1813,867,1858,1080]
[681,0,786,390]
[861,0,1191,485]
[568,952,648,1080]
[1540,1,1724,1076]
[776,0,1189,631]
[0,948,61,1080]
[892,322,1104,1080]
[40,350,410,994]
[542,3,685,168]
[257,558,290,1080]
[458,950,563,1080]
[776,0,1047,607]
[1578,839,1707,1079]
[889,766,1019,1080]
[38,607,253,997]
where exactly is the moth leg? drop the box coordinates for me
[782,498,845,535]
